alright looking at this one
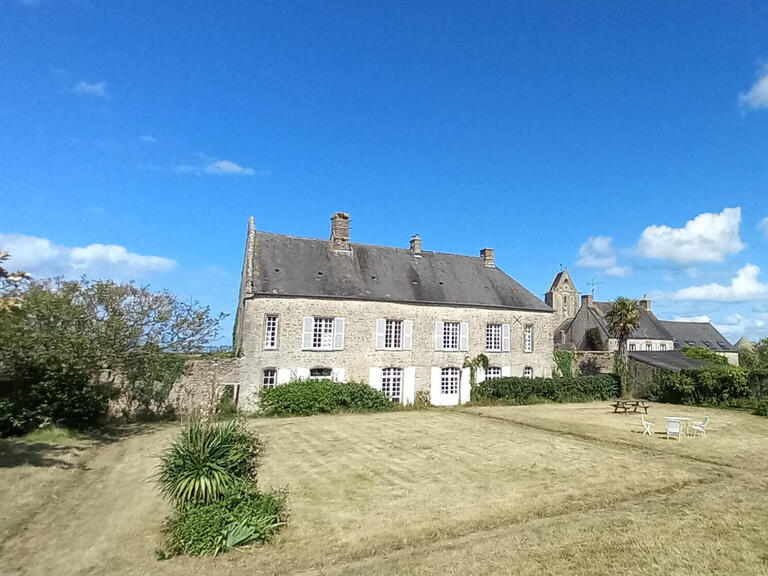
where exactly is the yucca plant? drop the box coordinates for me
[157,418,263,506]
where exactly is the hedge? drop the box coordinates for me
[259,379,393,417]
[647,365,751,406]
[471,374,621,405]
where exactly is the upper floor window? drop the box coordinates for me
[523,366,533,378]
[717,341,729,350]
[262,368,277,389]
[440,367,460,394]
[660,343,667,351]
[264,315,278,349]
[385,320,402,349]
[524,325,534,353]
[486,366,502,379]
[629,343,636,351]
[435,321,469,351]
[646,342,653,351]
[381,367,403,403]
[486,324,501,351]
[376,319,413,350]
[443,322,460,350]
[302,316,345,350]
[310,367,332,379]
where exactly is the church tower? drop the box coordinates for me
[545,269,580,323]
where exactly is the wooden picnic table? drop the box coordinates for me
[611,400,650,414]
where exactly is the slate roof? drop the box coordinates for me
[590,302,673,340]
[628,350,713,372]
[659,321,736,352]
[248,231,553,312]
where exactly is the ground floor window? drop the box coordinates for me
[441,367,460,394]
[523,366,533,378]
[486,366,502,379]
[381,367,403,403]
[310,367,332,379]
[263,368,277,388]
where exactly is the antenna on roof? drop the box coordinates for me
[587,278,605,298]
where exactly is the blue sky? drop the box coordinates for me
[2,1,768,344]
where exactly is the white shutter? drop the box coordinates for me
[501,323,511,352]
[296,367,310,380]
[459,322,470,352]
[403,366,416,405]
[460,367,471,405]
[477,367,486,383]
[369,367,382,391]
[276,369,291,384]
[333,317,345,350]
[502,366,512,377]
[375,319,386,350]
[430,367,441,405]
[434,321,444,351]
[332,367,346,382]
[402,320,413,350]
[301,317,314,350]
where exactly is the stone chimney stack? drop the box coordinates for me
[581,294,593,308]
[330,212,351,253]
[639,294,651,311]
[480,248,495,268]
[410,234,422,256]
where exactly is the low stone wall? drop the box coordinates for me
[572,351,614,374]
[168,357,245,415]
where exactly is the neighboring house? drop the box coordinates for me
[230,213,556,408]
[628,350,714,394]
[659,320,739,365]
[547,270,737,364]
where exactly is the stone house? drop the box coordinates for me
[227,212,556,408]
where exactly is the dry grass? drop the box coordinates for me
[1,404,767,575]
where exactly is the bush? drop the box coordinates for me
[753,398,768,417]
[163,482,286,556]
[647,365,751,406]
[259,379,393,417]
[472,374,620,405]
[682,345,728,365]
[157,418,263,506]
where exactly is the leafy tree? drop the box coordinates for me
[463,353,489,403]
[740,338,768,371]
[0,251,29,311]
[605,297,640,396]
[682,345,728,366]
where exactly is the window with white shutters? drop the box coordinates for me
[486,324,502,352]
[524,325,534,353]
[440,367,460,394]
[443,322,460,350]
[381,367,403,403]
[385,320,402,349]
[264,315,278,349]
[313,317,334,349]
[309,367,332,379]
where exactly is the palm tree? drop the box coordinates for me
[462,353,489,403]
[605,297,640,396]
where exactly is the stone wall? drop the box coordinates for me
[233,295,556,409]
[572,350,615,374]
[169,356,244,415]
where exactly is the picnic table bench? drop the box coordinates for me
[611,400,649,414]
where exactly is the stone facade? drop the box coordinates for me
[545,269,580,324]
[234,295,556,409]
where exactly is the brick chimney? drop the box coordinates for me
[330,212,351,253]
[581,294,593,308]
[410,234,422,256]
[480,248,495,268]
[639,294,651,311]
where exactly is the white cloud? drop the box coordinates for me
[671,264,768,302]
[671,315,712,323]
[637,207,745,263]
[576,236,630,276]
[0,233,175,280]
[140,135,157,143]
[72,81,108,97]
[760,216,768,236]
[717,313,768,342]
[739,64,768,109]
[174,155,259,176]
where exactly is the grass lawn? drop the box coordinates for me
[1,403,767,575]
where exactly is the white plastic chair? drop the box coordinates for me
[666,419,683,441]
[641,415,654,436]
[691,416,710,437]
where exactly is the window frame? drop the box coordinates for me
[442,321,460,351]
[264,314,279,350]
[312,317,335,350]
[440,367,460,395]
[262,368,277,389]
[486,366,502,379]
[523,324,534,353]
[309,367,332,380]
[384,319,403,350]
[523,366,533,378]
[486,323,502,352]
[381,367,403,403]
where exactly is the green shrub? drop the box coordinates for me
[157,418,263,506]
[552,350,574,378]
[682,345,728,365]
[163,482,286,556]
[259,379,393,417]
[472,374,620,405]
[747,370,768,399]
[648,365,750,406]
[753,398,768,417]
